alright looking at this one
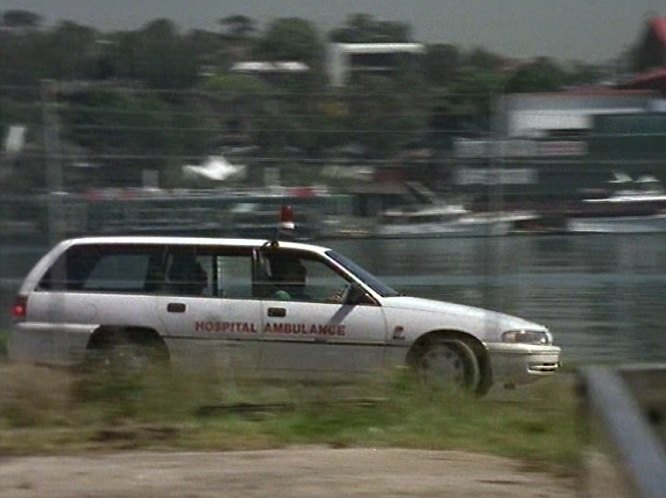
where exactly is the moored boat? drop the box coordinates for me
[568,173,666,233]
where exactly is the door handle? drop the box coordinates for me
[167,302,186,313]
[267,307,286,318]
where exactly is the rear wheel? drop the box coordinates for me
[414,338,481,393]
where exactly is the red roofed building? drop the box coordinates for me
[634,17,666,71]
[619,17,666,96]
[618,67,666,96]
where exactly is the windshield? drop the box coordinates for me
[326,250,400,297]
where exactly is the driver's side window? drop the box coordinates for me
[258,250,351,303]
[298,258,350,303]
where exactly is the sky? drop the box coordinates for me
[1,0,664,63]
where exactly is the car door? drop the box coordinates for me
[256,249,388,378]
[155,245,263,375]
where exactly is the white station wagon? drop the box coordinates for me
[9,235,561,394]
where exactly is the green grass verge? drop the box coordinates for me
[0,364,582,475]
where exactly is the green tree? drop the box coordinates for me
[342,74,428,158]
[219,15,256,40]
[567,61,603,86]
[504,57,570,93]
[129,19,199,89]
[201,72,272,145]
[185,28,227,77]
[202,72,271,100]
[45,21,99,80]
[218,15,256,63]
[254,17,324,68]
[446,67,508,133]
[253,17,326,91]
[61,89,177,185]
[0,10,50,85]
[423,44,462,86]
[1,9,42,29]
[466,47,504,71]
[329,13,412,42]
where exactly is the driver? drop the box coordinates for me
[271,258,310,301]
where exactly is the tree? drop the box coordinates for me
[423,44,462,86]
[329,13,411,43]
[254,18,324,67]
[185,28,227,75]
[61,88,196,186]
[341,74,428,158]
[446,67,508,134]
[201,72,272,145]
[253,17,326,89]
[466,47,504,71]
[219,15,256,40]
[567,62,603,86]
[0,22,50,85]
[131,19,199,89]
[202,72,271,100]
[504,57,570,93]
[45,21,99,80]
[1,9,42,29]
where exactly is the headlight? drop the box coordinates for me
[502,329,551,345]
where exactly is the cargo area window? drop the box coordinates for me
[38,244,165,293]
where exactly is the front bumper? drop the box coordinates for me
[486,343,561,387]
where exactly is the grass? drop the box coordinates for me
[0,362,583,475]
[0,329,7,358]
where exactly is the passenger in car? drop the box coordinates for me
[271,259,310,301]
[166,254,208,295]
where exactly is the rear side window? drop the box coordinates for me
[38,244,165,293]
[163,246,254,298]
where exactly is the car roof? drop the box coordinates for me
[58,235,332,255]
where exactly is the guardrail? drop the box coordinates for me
[578,365,666,498]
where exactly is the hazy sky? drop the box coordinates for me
[2,0,664,62]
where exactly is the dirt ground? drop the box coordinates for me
[0,447,575,498]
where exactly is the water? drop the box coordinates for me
[324,234,666,365]
[2,234,665,365]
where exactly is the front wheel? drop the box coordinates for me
[414,339,481,393]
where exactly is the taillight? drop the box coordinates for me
[11,295,27,320]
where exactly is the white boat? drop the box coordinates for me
[584,173,666,205]
[374,184,534,238]
[375,208,522,238]
[568,213,666,233]
[568,173,666,234]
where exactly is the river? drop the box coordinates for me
[2,233,665,365]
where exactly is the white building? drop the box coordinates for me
[327,43,425,87]
[499,90,657,138]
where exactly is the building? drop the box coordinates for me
[450,90,665,207]
[619,67,666,97]
[633,17,666,71]
[498,90,656,138]
[618,17,666,96]
[229,61,309,84]
[327,43,424,86]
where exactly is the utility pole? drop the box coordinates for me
[482,89,507,315]
[41,80,65,244]
[489,90,505,217]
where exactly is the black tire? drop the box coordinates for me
[414,338,481,393]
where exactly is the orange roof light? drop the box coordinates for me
[279,205,295,231]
